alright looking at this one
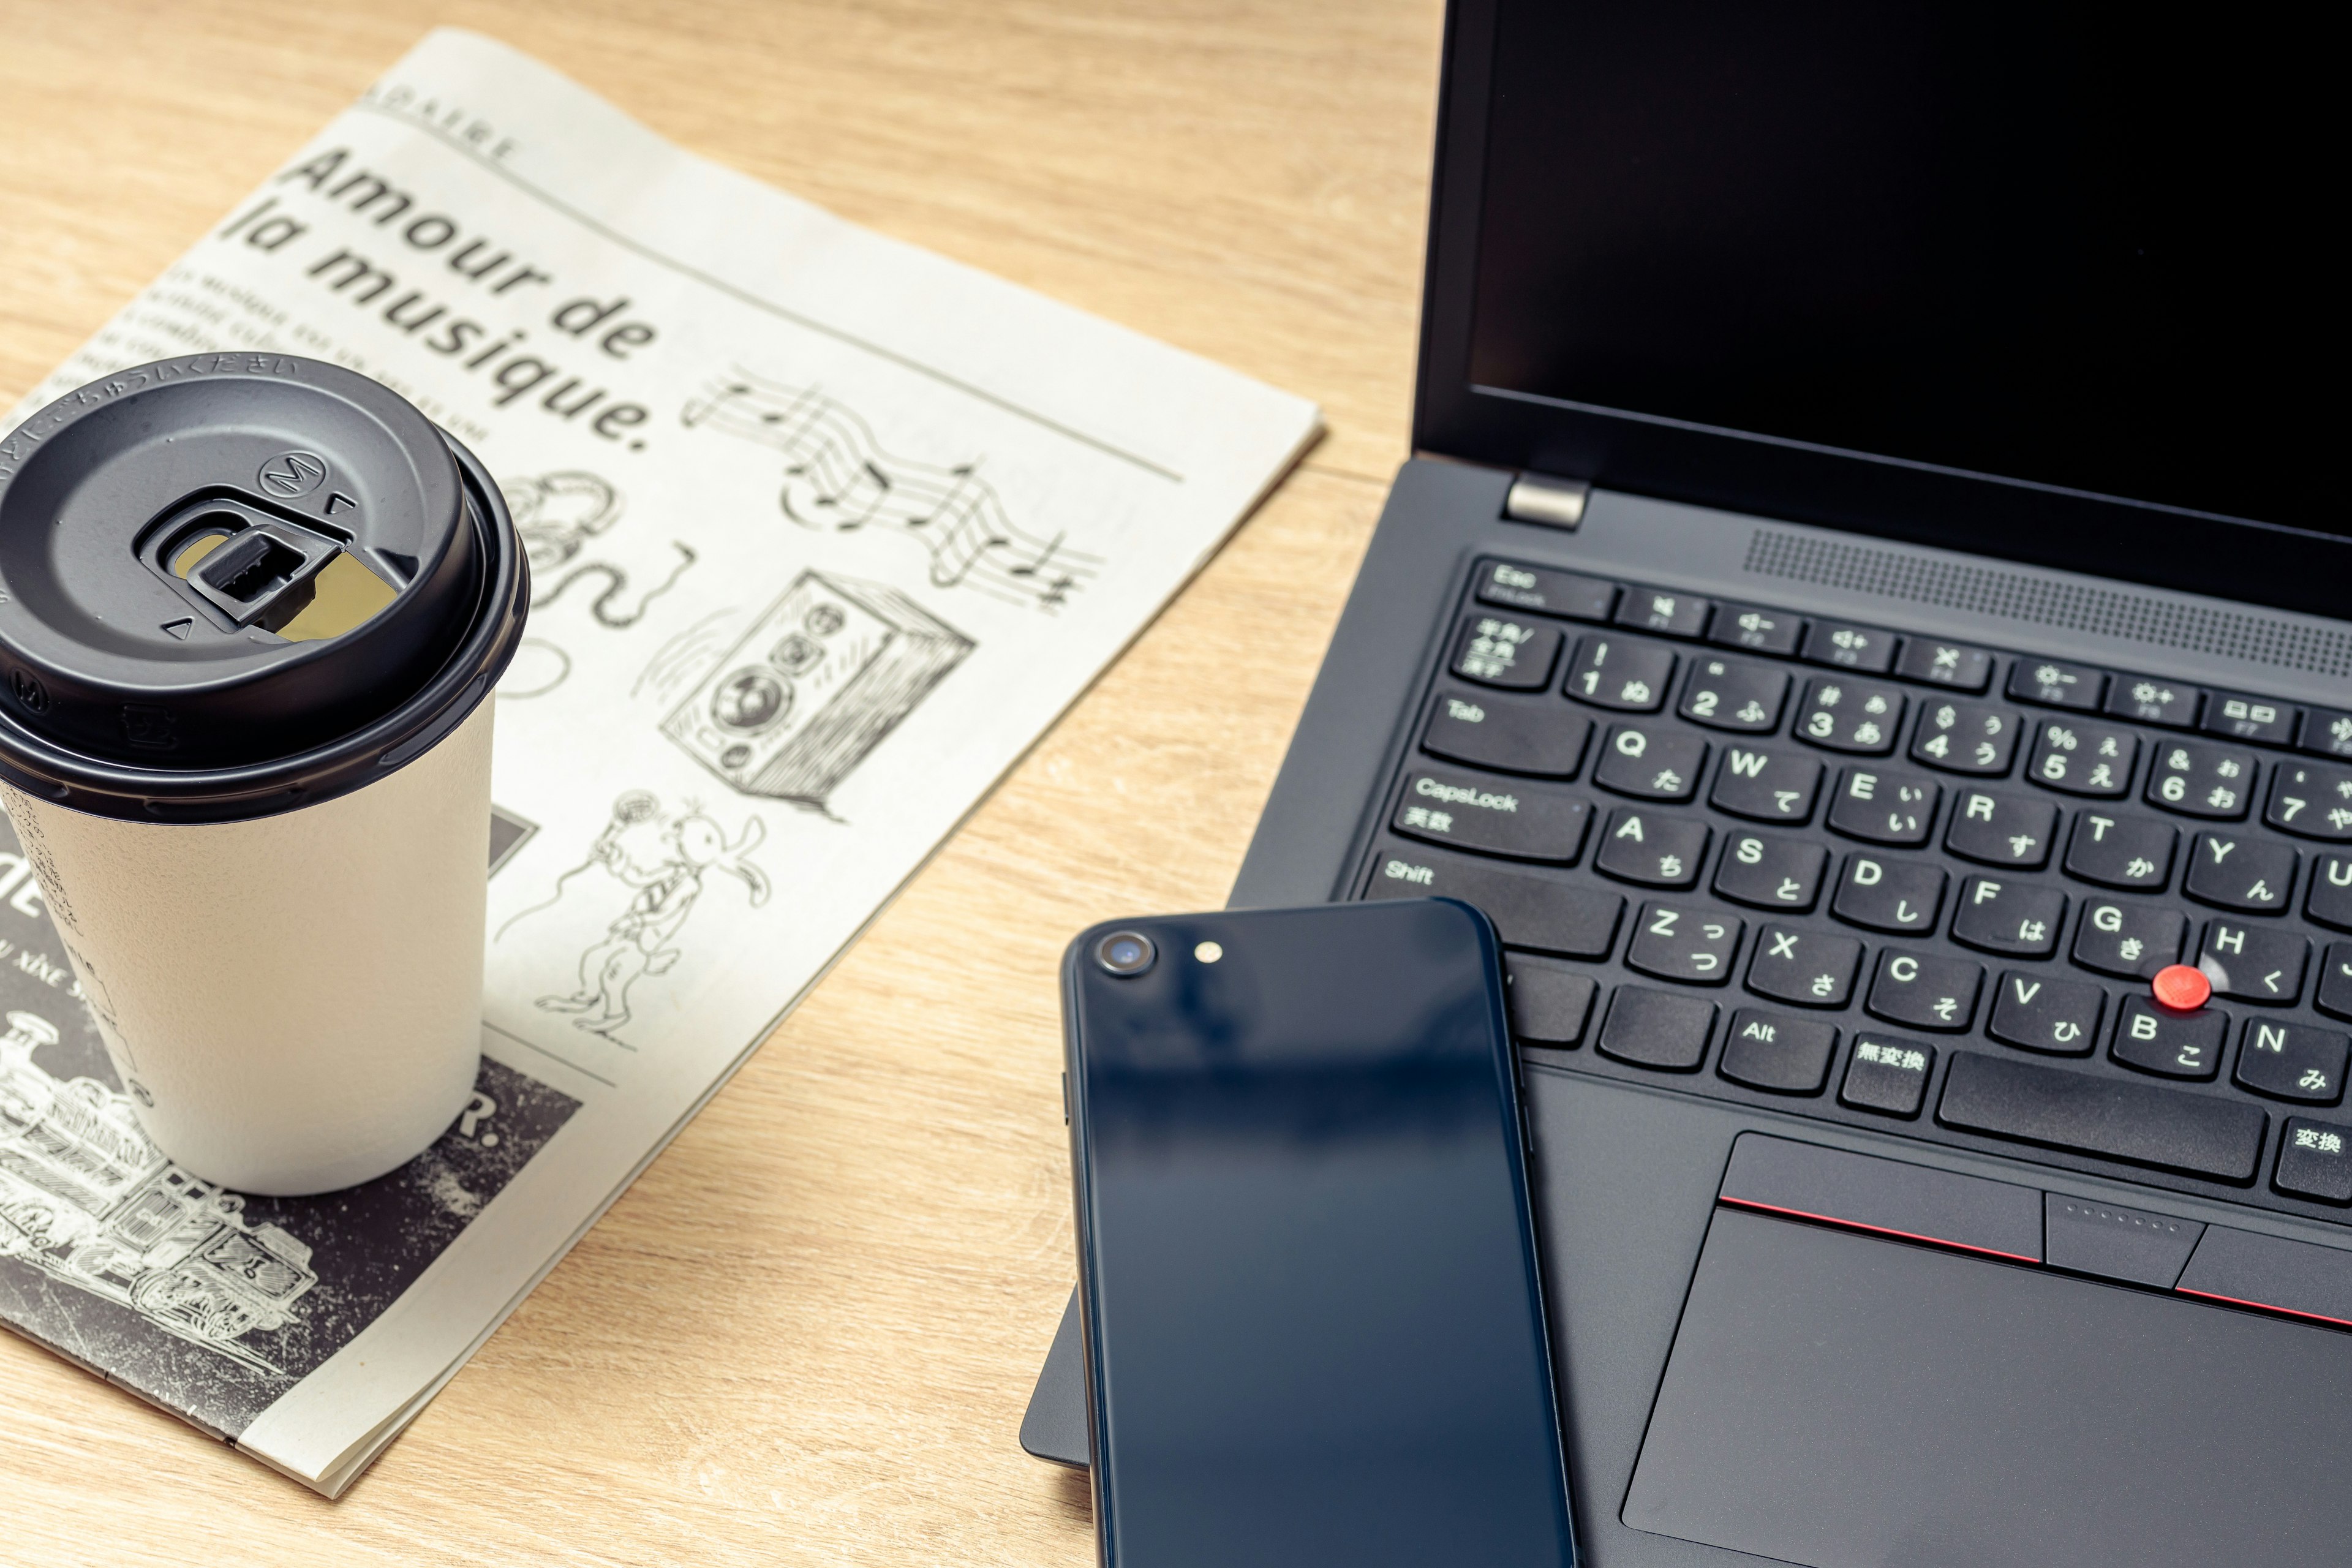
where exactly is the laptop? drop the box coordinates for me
[1026,3,2348,1562]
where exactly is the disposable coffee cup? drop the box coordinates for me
[0,354,527,1195]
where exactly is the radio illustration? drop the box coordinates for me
[659,571,974,805]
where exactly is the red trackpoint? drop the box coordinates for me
[2152,963,2211,1011]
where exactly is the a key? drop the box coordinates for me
[1708,745,1822,824]
[2310,854,2352,932]
[1390,769,1592,863]
[2070,899,2185,979]
[1801,620,1898,673]
[2006,658,2106,711]
[2111,995,2227,1080]
[1910,698,2019,775]
[2233,1019,2348,1104]
[1744,924,1863,1009]
[1986,971,2105,1055]
[1564,633,1675,711]
[2026,718,2137,797]
[2318,942,2352,1022]
[1937,1052,2266,1182]
[1593,808,1708,888]
[1794,676,1904,753]
[1830,854,1945,934]
[2276,1118,2352,1203]
[1708,603,1805,656]
[1626,903,1744,986]
[2202,691,2298,745]
[1677,656,1788,733]
[1711,831,1826,911]
[1593,722,1706,801]
[1943,788,2057,868]
[2062,811,2176,891]
[1951,876,2066,957]
[2106,675,2201,728]
[1474,559,1618,622]
[1595,987,1715,1071]
[1893,638,1992,692]
[1613,587,1709,639]
[1826,766,1938,845]
[2147,739,2256,820]
[1420,688,1593,779]
[2196,922,2307,1005]
[1363,845,1624,957]
[2300,707,2352,761]
[1840,1035,1936,1116]
[1717,1009,1840,1093]
[2184,832,2296,913]
[1450,613,1561,691]
[1502,954,1599,1046]
[2264,761,2352,841]
[1865,948,1983,1031]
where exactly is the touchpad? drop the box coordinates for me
[1624,1204,2352,1567]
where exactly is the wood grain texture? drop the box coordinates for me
[0,1,1440,1560]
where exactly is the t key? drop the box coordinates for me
[1627,903,1744,986]
[2062,812,2176,891]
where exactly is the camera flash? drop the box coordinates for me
[1194,941,1224,964]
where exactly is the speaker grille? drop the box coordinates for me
[1743,529,2352,677]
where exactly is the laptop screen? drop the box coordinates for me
[1460,3,2330,539]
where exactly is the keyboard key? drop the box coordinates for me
[1943,788,2057,868]
[1450,614,1561,690]
[1826,766,1938,845]
[1363,845,1624,957]
[2275,1119,2352,1204]
[2264,761,2352,840]
[1420,688,1593,778]
[1390,769,1592,863]
[1746,925,1863,1009]
[2299,706,2352,761]
[1893,637,1992,692]
[1565,633,1675,710]
[2196,922,2307,1005]
[1951,876,2066,957]
[2062,811,2176,891]
[1594,809,1709,888]
[1718,1010,1839,1093]
[2071,898,2185,978]
[1937,1051,2267,1182]
[2111,995,2227,1080]
[2146,739,2256,819]
[2024,718,2138,797]
[1677,656,1789,733]
[2318,943,2352,1022]
[2233,1019,2347,1104]
[1795,677,1904,753]
[1502,954,1599,1046]
[1866,949,1983,1031]
[1831,854,1945,934]
[1801,620,1898,674]
[1594,722,1706,801]
[2310,855,2352,931]
[2202,690,2298,745]
[1596,987,1715,1071]
[1707,603,1805,656]
[2006,658,2106,710]
[1841,1035,1936,1116]
[1708,745,1822,824]
[1910,698,2020,775]
[1614,586,1710,638]
[1627,902,1744,986]
[1987,971,2105,1055]
[2106,674,2202,729]
[2182,832,2295,913]
[1474,558,1618,622]
[1713,831,1826,912]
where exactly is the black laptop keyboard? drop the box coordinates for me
[1359,556,2352,1225]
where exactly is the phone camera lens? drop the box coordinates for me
[1095,931,1156,976]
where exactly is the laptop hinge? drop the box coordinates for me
[1503,472,1591,530]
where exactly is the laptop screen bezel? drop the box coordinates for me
[1411,0,2348,618]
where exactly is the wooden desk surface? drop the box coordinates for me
[0,1,1441,1560]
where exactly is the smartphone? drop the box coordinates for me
[1063,898,1575,1568]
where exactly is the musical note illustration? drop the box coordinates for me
[681,369,1099,610]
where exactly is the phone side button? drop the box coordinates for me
[1596,986,1716,1072]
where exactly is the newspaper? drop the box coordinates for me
[0,28,1316,1496]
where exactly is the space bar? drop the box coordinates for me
[1937,1053,2268,1185]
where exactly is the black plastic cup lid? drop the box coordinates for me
[0,354,527,821]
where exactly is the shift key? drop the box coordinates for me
[1365,843,1624,957]
[1937,1051,2267,1183]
